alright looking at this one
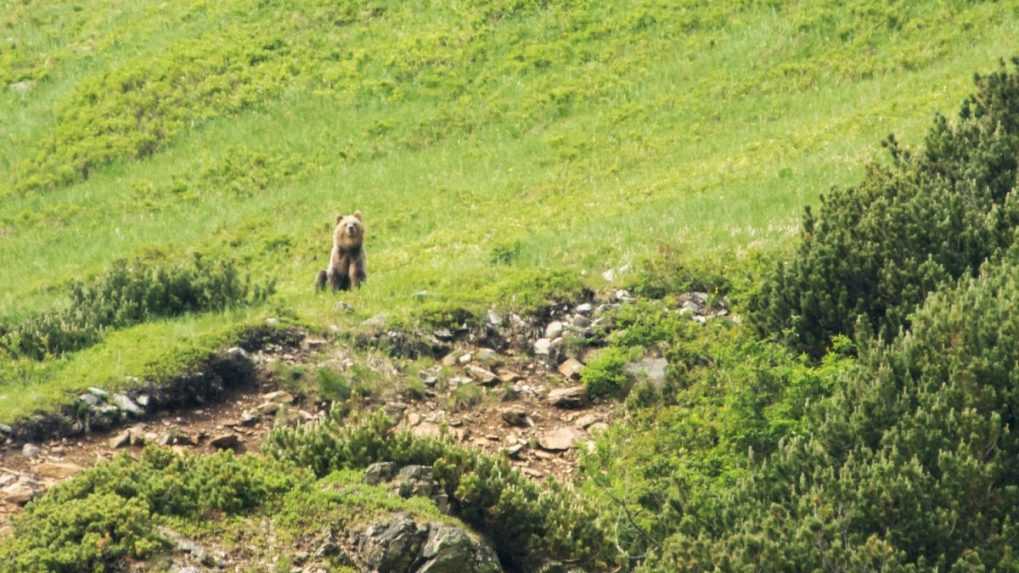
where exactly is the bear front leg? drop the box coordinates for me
[350,260,366,289]
[315,270,328,292]
[328,268,350,291]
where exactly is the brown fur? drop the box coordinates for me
[315,211,367,291]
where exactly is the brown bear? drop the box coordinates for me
[315,211,367,291]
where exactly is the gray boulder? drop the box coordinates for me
[351,514,503,573]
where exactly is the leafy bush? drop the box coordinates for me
[645,259,1019,570]
[0,493,159,573]
[751,58,1019,357]
[264,409,618,570]
[582,346,640,399]
[0,255,275,359]
[628,245,732,299]
[0,448,305,573]
[579,317,852,565]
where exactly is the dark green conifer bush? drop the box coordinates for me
[751,58,1019,357]
[0,255,274,359]
[647,259,1019,570]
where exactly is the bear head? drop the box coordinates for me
[334,211,364,249]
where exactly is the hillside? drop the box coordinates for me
[4,0,1019,571]
[2,0,1017,420]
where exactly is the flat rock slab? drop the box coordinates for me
[35,462,84,480]
[558,358,585,380]
[209,433,241,450]
[547,386,589,409]
[465,365,498,385]
[538,427,582,451]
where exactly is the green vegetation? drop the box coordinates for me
[575,56,1019,571]
[3,0,1019,422]
[0,443,473,572]
[266,410,615,570]
[751,59,1019,357]
[0,254,273,360]
[7,1,1019,571]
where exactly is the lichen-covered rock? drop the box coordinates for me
[350,514,503,573]
[418,524,502,573]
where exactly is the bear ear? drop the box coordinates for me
[336,214,344,224]
[352,210,363,221]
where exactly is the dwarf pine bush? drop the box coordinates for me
[646,258,1019,570]
[0,255,275,359]
[264,409,618,570]
[751,58,1019,357]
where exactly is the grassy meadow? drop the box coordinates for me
[2,0,1019,422]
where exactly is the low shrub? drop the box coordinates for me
[582,346,641,399]
[0,255,275,360]
[644,259,1019,570]
[264,409,618,570]
[750,58,1019,357]
[0,448,306,573]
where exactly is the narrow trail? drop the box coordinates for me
[0,293,676,533]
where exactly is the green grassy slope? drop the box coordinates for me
[2,0,1018,422]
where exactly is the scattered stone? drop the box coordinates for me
[352,515,500,573]
[111,393,144,417]
[239,411,261,427]
[615,289,634,302]
[88,387,109,399]
[135,394,151,409]
[407,412,422,426]
[433,328,455,341]
[458,353,473,365]
[77,393,101,408]
[496,369,521,384]
[109,430,133,449]
[209,433,240,450]
[418,523,502,573]
[2,478,43,505]
[261,391,295,404]
[588,422,610,434]
[533,338,552,356]
[575,302,593,315]
[159,429,195,447]
[159,527,224,567]
[8,80,34,94]
[500,407,532,428]
[362,314,387,331]
[504,443,525,459]
[538,427,582,451]
[474,348,499,366]
[486,309,503,327]
[364,462,397,485]
[441,352,460,367]
[601,269,617,282]
[354,515,429,572]
[547,386,589,409]
[21,443,41,458]
[544,321,564,339]
[624,357,668,388]
[254,401,280,417]
[35,462,83,480]
[574,414,599,429]
[558,358,585,380]
[412,422,442,439]
[465,365,498,385]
